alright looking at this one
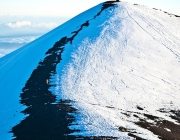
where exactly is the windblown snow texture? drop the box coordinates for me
[59,2,180,140]
[0,1,180,140]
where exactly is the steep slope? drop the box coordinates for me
[0,2,116,140]
[0,1,180,140]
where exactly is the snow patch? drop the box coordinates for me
[164,128,171,132]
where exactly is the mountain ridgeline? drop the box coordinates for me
[0,0,180,140]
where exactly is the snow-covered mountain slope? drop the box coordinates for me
[0,1,180,139]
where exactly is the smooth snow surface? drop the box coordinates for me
[0,1,180,139]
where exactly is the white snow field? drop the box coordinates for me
[0,1,180,139]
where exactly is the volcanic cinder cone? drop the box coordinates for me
[0,1,180,140]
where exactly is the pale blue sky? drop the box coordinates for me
[0,0,180,17]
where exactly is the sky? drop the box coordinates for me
[0,0,180,17]
[0,0,179,57]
